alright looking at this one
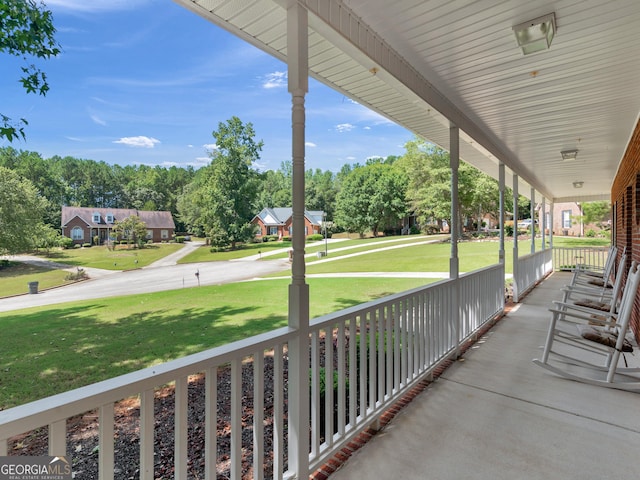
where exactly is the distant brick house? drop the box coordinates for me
[251,208,324,239]
[61,206,176,245]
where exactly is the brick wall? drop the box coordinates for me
[611,119,640,338]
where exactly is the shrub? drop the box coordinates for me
[175,236,185,243]
[65,268,88,281]
[93,235,100,246]
[262,235,279,243]
[73,243,82,249]
[82,243,91,248]
[409,225,421,235]
[282,236,291,242]
[586,229,596,237]
[505,224,514,236]
[61,237,74,249]
[306,233,324,242]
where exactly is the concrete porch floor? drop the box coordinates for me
[329,272,640,480]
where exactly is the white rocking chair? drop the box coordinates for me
[533,260,640,391]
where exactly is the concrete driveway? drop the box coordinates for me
[0,243,290,313]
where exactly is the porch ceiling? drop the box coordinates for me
[174,0,640,204]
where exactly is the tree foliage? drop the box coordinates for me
[0,166,47,254]
[335,160,407,237]
[581,201,611,224]
[1,0,60,141]
[178,116,263,249]
[111,215,148,249]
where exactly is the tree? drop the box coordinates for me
[0,166,47,254]
[1,0,60,141]
[178,116,263,249]
[111,215,148,249]
[581,201,611,225]
[396,139,451,230]
[334,161,407,237]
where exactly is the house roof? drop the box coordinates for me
[61,207,175,229]
[253,208,324,226]
[174,0,640,203]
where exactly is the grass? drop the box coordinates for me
[0,263,75,296]
[178,240,292,263]
[34,243,185,270]
[0,233,610,407]
[0,277,430,409]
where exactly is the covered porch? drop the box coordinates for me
[2,1,639,479]
[328,271,640,480]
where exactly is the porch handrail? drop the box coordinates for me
[0,264,506,480]
[552,246,610,271]
[513,249,553,302]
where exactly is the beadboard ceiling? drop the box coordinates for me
[174,0,640,203]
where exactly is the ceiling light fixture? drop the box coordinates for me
[561,149,578,161]
[573,181,584,189]
[513,13,556,55]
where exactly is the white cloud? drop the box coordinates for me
[195,156,211,164]
[90,114,107,126]
[113,136,160,148]
[305,142,317,147]
[364,126,371,130]
[203,143,218,151]
[263,71,287,89]
[335,123,356,133]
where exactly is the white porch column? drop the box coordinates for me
[287,4,310,478]
[450,124,460,357]
[541,197,546,250]
[549,202,554,249]
[498,163,505,264]
[450,125,459,279]
[512,175,519,302]
[530,187,536,254]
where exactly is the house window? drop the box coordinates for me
[146,230,153,239]
[92,213,101,223]
[161,229,169,239]
[71,226,84,241]
[106,213,114,223]
[305,226,308,235]
[268,226,278,235]
[562,210,572,229]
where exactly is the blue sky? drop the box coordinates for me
[1,0,414,172]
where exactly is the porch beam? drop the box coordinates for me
[286,3,310,479]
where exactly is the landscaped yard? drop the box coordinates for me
[34,243,185,270]
[0,276,431,409]
[0,233,610,408]
[0,263,75,297]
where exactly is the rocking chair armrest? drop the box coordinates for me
[549,301,618,326]
[561,284,614,298]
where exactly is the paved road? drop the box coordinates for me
[0,243,290,313]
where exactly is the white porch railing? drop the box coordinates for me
[513,249,553,302]
[0,264,505,480]
[552,246,610,271]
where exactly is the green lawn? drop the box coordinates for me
[0,263,75,296]
[34,243,185,270]
[0,233,610,408]
[0,277,430,409]
[178,240,292,263]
